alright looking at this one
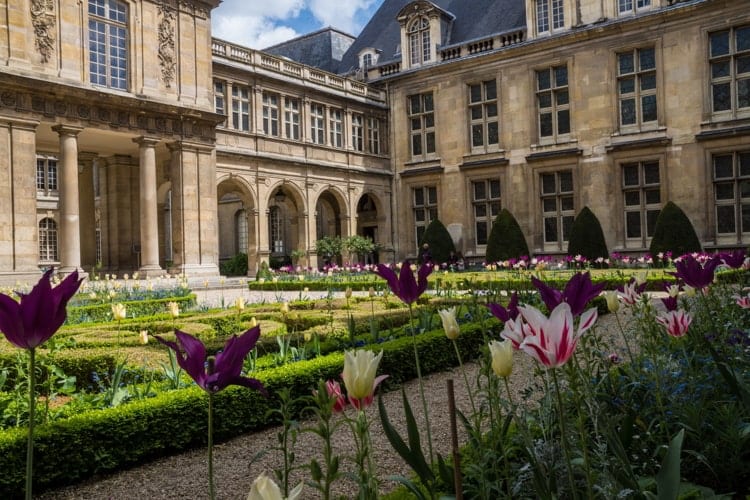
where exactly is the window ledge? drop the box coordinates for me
[400,165,444,178]
[605,133,671,152]
[460,154,508,170]
[696,120,750,142]
[525,146,581,162]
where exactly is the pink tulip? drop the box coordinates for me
[517,302,598,368]
[656,309,692,338]
[325,379,347,413]
[734,292,750,309]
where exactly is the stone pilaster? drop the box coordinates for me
[77,152,98,271]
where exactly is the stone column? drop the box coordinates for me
[134,136,165,277]
[52,124,84,274]
[77,152,98,271]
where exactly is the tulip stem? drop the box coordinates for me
[551,369,579,500]
[408,303,434,464]
[613,310,635,363]
[25,347,35,500]
[451,339,476,415]
[208,392,215,500]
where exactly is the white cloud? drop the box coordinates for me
[213,15,300,48]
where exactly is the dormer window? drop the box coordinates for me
[537,0,564,34]
[409,16,431,66]
[618,0,651,15]
[358,48,380,70]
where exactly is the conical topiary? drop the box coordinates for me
[485,209,530,263]
[419,219,456,265]
[567,206,609,262]
[649,201,702,260]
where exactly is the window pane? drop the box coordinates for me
[621,99,636,125]
[619,52,634,74]
[740,152,750,176]
[538,93,552,108]
[737,26,750,52]
[640,73,656,91]
[470,84,482,103]
[625,191,640,206]
[717,205,736,233]
[557,109,570,135]
[414,188,424,206]
[537,69,551,90]
[415,208,425,222]
[409,95,421,113]
[542,173,556,194]
[645,188,660,204]
[424,93,434,111]
[712,61,731,79]
[473,181,486,200]
[426,132,435,153]
[639,48,655,70]
[738,78,750,109]
[475,204,487,217]
[646,209,659,236]
[644,162,660,184]
[740,180,750,198]
[425,113,434,128]
[488,122,499,144]
[713,83,732,112]
[429,208,438,220]
[428,187,437,204]
[544,217,558,242]
[623,164,639,185]
[560,196,574,211]
[472,125,483,147]
[555,66,568,87]
[540,113,553,137]
[490,180,501,198]
[471,105,483,120]
[490,202,501,216]
[485,80,497,100]
[556,90,569,105]
[412,134,422,155]
[559,172,573,192]
[562,215,574,241]
[619,77,635,94]
[737,55,750,75]
[486,103,498,117]
[714,155,734,178]
[543,198,557,212]
[642,94,657,122]
[626,211,641,238]
[476,221,488,245]
[710,31,730,57]
[715,183,734,200]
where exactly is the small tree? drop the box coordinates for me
[649,201,702,261]
[344,235,376,264]
[315,235,343,266]
[486,209,529,262]
[419,219,456,264]
[567,206,609,263]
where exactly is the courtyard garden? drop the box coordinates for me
[0,252,748,499]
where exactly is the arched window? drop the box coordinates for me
[235,209,248,254]
[408,17,431,66]
[88,0,129,90]
[39,218,58,263]
[269,206,284,254]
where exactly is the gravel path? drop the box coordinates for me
[37,282,623,499]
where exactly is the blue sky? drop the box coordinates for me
[212,0,385,49]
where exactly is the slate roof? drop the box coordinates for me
[263,27,356,74]
[336,0,527,75]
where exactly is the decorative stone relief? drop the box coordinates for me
[30,0,55,64]
[158,4,177,88]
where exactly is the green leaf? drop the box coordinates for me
[656,428,685,500]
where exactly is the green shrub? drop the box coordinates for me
[219,253,248,276]
[567,206,609,262]
[255,261,273,281]
[649,201,702,261]
[419,219,456,264]
[485,209,530,263]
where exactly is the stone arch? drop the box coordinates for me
[315,186,350,241]
[266,181,306,267]
[355,191,384,264]
[217,175,257,273]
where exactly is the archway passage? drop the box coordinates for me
[217,178,256,275]
[315,189,348,267]
[356,193,380,264]
[267,185,304,269]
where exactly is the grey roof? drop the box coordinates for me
[263,27,356,74]
[336,0,526,74]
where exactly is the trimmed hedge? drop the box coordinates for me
[485,209,530,263]
[567,206,608,262]
[66,295,197,325]
[649,201,702,261]
[419,219,456,265]
[0,320,496,497]
[0,353,118,393]
[247,279,383,292]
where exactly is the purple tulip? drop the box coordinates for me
[374,261,432,305]
[660,283,679,312]
[155,327,266,395]
[531,272,605,316]
[487,292,520,322]
[0,269,83,349]
[671,254,719,290]
[719,249,747,269]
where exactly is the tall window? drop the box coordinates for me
[541,171,574,247]
[617,47,657,128]
[368,117,381,154]
[408,17,431,66]
[623,161,660,245]
[713,150,750,239]
[362,53,373,69]
[469,80,499,149]
[352,114,364,151]
[231,85,250,131]
[214,81,227,126]
[39,218,58,263]
[310,104,326,144]
[262,92,279,136]
[413,186,438,245]
[473,180,501,246]
[235,209,248,254]
[408,92,435,156]
[88,0,128,90]
[709,26,750,114]
[329,108,343,147]
[284,97,300,140]
[36,156,58,196]
[537,65,570,141]
[269,206,284,254]
[537,0,564,34]
[618,0,651,14]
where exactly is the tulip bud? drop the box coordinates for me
[666,284,680,298]
[345,287,352,299]
[488,340,513,378]
[304,332,312,342]
[167,301,180,318]
[250,317,258,327]
[438,307,460,340]
[272,276,279,283]
[258,278,266,284]
[603,291,619,313]
[303,287,309,293]
[139,330,149,344]
[298,274,305,281]
[368,287,376,298]
[111,303,127,321]
[248,472,303,500]
[281,302,289,314]
[234,296,245,312]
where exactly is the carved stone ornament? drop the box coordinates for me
[158,4,177,88]
[30,0,56,63]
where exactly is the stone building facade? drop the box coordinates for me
[0,0,747,283]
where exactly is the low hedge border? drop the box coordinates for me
[0,320,498,497]
[65,295,197,325]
